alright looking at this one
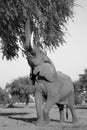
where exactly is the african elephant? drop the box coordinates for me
[23,18,77,126]
[24,32,77,126]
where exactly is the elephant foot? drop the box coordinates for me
[60,117,65,123]
[59,116,65,124]
[33,119,50,126]
[72,118,78,124]
[60,121,66,126]
[72,121,79,127]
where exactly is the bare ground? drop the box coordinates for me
[0,104,87,130]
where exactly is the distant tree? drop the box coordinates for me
[6,76,34,105]
[0,87,10,105]
[79,69,87,91]
[0,0,75,60]
[74,81,83,105]
[74,69,87,105]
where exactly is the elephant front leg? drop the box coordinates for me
[42,99,55,125]
[34,91,44,125]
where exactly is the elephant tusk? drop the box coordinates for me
[31,31,34,49]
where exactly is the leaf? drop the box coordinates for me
[0,0,75,60]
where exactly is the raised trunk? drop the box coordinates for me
[24,16,32,50]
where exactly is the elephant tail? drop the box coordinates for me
[66,105,68,119]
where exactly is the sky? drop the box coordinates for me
[0,0,87,88]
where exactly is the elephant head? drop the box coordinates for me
[23,17,53,68]
[23,17,58,83]
[25,30,58,83]
[26,32,45,67]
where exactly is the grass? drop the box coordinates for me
[0,104,87,130]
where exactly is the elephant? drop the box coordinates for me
[23,18,78,126]
[24,32,77,126]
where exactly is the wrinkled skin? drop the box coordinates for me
[25,30,78,126]
[26,47,77,126]
[31,71,77,126]
[27,45,58,83]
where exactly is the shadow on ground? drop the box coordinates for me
[8,116,72,125]
[0,113,28,116]
[9,116,37,123]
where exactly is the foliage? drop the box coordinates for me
[0,0,75,60]
[5,76,34,104]
[0,87,10,105]
[74,69,87,105]
[79,69,87,90]
[74,81,83,105]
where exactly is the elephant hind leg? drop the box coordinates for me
[66,105,68,119]
[67,91,78,123]
[56,104,64,122]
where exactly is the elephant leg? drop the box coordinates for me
[56,104,65,122]
[42,99,55,125]
[34,91,44,124]
[66,105,68,119]
[68,92,78,123]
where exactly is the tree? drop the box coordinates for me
[0,87,10,105]
[79,69,87,90]
[0,0,75,60]
[74,81,83,105]
[74,69,87,105]
[6,76,34,105]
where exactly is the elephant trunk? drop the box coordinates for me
[24,16,33,51]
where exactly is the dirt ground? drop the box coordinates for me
[0,104,87,130]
